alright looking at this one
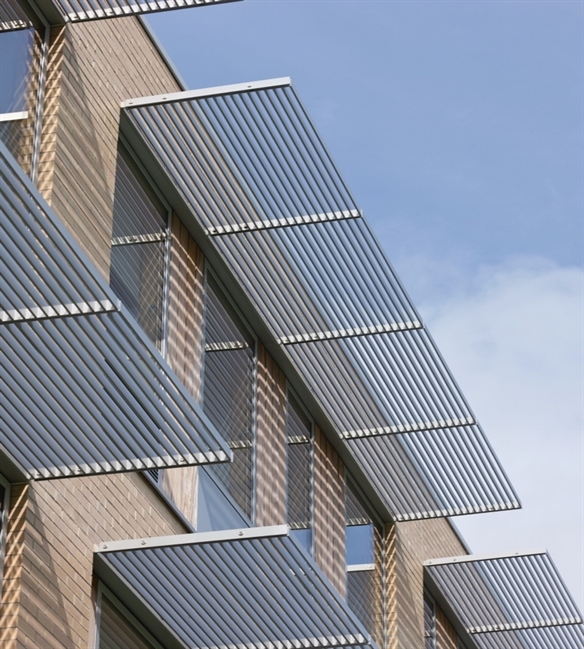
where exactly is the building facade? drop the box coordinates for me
[0,1,582,648]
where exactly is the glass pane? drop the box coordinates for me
[203,279,255,519]
[0,28,34,114]
[110,241,166,348]
[286,396,312,532]
[197,467,248,532]
[110,146,168,350]
[99,596,157,649]
[112,149,167,238]
[424,594,436,649]
[347,570,378,635]
[346,524,374,565]
[290,528,312,554]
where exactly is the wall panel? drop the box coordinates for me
[314,426,346,597]
[160,215,206,526]
[385,520,467,649]
[436,605,458,649]
[255,344,287,527]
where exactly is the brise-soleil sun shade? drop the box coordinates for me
[121,78,519,522]
[0,142,231,480]
[0,0,239,30]
[94,525,373,649]
[425,551,584,649]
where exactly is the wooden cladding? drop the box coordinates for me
[38,19,181,278]
[161,215,205,526]
[255,343,287,527]
[166,214,205,402]
[313,426,346,597]
[384,520,467,649]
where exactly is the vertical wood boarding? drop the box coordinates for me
[254,343,287,527]
[0,485,28,647]
[313,426,346,597]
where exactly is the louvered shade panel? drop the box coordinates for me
[122,79,519,521]
[0,141,231,479]
[0,0,240,29]
[95,526,374,649]
[425,551,584,649]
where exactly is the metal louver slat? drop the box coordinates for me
[94,526,374,649]
[424,551,584,649]
[122,79,519,521]
[0,142,231,479]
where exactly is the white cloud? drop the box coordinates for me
[421,257,583,609]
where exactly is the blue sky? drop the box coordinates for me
[147,0,583,606]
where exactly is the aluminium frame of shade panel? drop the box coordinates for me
[0,141,232,480]
[121,78,519,522]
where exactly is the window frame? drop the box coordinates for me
[0,473,10,602]
[0,0,49,180]
[94,582,166,649]
[198,265,258,528]
[110,138,173,357]
[344,474,385,644]
[284,386,315,556]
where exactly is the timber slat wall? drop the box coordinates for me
[384,520,467,649]
[314,426,346,597]
[160,216,206,525]
[255,343,287,527]
[436,606,458,649]
[166,215,205,401]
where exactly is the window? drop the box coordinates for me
[286,394,313,554]
[110,144,170,351]
[345,479,382,643]
[201,276,256,521]
[0,1,45,176]
[97,588,163,649]
[0,28,34,116]
[424,592,437,649]
[196,466,248,532]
